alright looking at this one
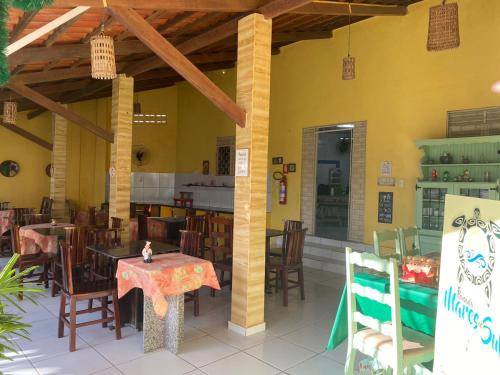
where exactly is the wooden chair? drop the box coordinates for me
[24,213,51,225]
[52,227,89,297]
[0,202,10,210]
[373,229,401,261]
[88,206,96,227]
[40,197,53,215]
[58,239,121,352]
[186,215,206,257]
[74,211,89,226]
[208,216,233,295]
[94,209,109,228]
[267,228,307,306]
[179,230,204,316]
[137,214,148,240]
[10,224,53,290]
[344,248,434,375]
[13,208,34,227]
[397,227,422,259]
[269,219,303,257]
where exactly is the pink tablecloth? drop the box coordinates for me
[116,253,220,317]
[20,223,74,255]
[0,210,13,236]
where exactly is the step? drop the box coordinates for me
[304,242,345,262]
[302,253,346,275]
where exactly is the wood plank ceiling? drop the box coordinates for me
[3,0,420,115]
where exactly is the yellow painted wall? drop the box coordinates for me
[175,0,500,243]
[0,111,52,209]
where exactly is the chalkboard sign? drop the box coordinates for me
[378,192,393,224]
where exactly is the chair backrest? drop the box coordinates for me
[186,215,205,233]
[59,240,75,295]
[111,217,123,229]
[24,213,51,225]
[95,209,109,228]
[284,219,302,232]
[137,214,148,240]
[208,216,233,260]
[397,227,421,259]
[130,202,137,219]
[282,228,307,265]
[88,206,96,226]
[0,202,10,210]
[10,224,22,255]
[373,229,400,260]
[13,208,34,226]
[179,230,204,258]
[345,247,403,370]
[40,197,53,215]
[64,226,89,267]
[87,227,122,248]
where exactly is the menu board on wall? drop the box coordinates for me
[433,195,500,373]
[377,192,393,224]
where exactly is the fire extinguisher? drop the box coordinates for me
[273,171,287,205]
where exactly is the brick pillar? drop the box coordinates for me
[109,74,134,242]
[230,13,272,336]
[50,110,67,219]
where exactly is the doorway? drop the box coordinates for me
[315,126,352,240]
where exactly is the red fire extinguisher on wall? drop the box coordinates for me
[273,172,287,205]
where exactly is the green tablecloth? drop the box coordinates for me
[327,273,438,352]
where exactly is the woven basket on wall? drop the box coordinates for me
[427,2,460,51]
[90,34,117,80]
[3,101,17,124]
[342,56,355,80]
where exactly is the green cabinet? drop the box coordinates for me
[415,135,500,253]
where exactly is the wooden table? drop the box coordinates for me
[116,253,220,353]
[20,223,74,255]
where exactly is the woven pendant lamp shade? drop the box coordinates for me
[3,101,17,124]
[427,2,460,51]
[342,56,355,80]
[90,33,117,80]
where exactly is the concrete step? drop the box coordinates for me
[302,253,346,275]
[304,241,345,262]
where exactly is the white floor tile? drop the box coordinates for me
[118,349,194,375]
[33,347,113,375]
[2,361,39,375]
[183,371,206,375]
[184,324,208,342]
[286,355,344,375]
[245,338,316,371]
[201,352,280,375]
[22,317,58,341]
[77,324,137,346]
[209,326,274,350]
[93,334,144,366]
[89,367,123,375]
[280,324,330,353]
[18,333,88,363]
[178,335,239,368]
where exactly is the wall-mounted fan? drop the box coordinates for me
[132,145,151,167]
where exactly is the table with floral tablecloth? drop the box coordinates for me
[0,210,13,236]
[116,252,220,353]
[20,223,74,255]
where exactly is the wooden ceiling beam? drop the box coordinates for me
[51,0,266,11]
[291,1,407,16]
[0,80,87,101]
[117,10,169,41]
[44,12,85,47]
[109,6,246,127]
[7,82,114,143]
[0,121,53,150]
[156,12,195,35]
[260,0,313,19]
[9,11,39,43]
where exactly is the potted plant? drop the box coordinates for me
[0,254,42,365]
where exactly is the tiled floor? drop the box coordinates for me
[1,265,362,375]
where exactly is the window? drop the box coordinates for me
[216,136,235,176]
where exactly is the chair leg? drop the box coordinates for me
[193,289,200,317]
[282,269,288,307]
[58,293,66,338]
[69,297,77,352]
[344,344,356,375]
[88,299,93,310]
[18,264,24,301]
[275,269,280,293]
[101,297,108,328]
[298,267,305,301]
[43,263,49,288]
[112,291,122,340]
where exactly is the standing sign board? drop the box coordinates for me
[433,195,500,374]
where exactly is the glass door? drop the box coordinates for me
[420,187,447,231]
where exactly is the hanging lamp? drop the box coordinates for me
[342,4,355,80]
[427,0,460,51]
[3,101,17,124]
[90,20,117,80]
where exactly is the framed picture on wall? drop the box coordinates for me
[202,160,209,175]
[288,163,296,172]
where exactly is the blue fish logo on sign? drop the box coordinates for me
[465,250,487,269]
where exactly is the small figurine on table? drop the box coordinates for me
[51,219,57,226]
[142,241,153,263]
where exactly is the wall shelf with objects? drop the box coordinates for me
[415,135,500,253]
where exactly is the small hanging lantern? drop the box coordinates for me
[3,101,17,124]
[90,24,117,80]
[427,1,460,52]
[342,4,355,80]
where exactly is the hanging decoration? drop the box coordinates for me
[90,22,117,80]
[3,101,17,124]
[342,3,355,80]
[0,1,54,86]
[427,1,460,51]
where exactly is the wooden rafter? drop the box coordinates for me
[293,1,407,16]
[117,10,168,41]
[9,11,39,43]
[7,82,114,143]
[260,0,313,19]
[156,12,195,34]
[109,6,246,127]
[0,121,53,150]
